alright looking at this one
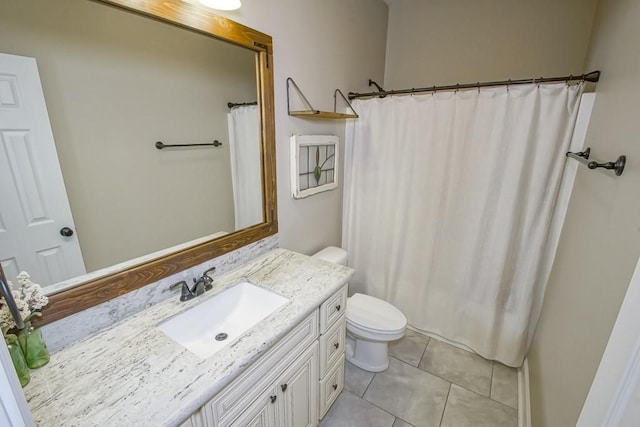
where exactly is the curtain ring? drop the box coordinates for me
[477,82,480,94]
[432,85,436,96]
[507,79,511,93]
[567,74,573,87]
[537,77,542,88]
[455,83,459,94]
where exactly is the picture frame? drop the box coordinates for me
[290,135,339,199]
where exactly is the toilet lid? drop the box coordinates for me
[347,293,407,333]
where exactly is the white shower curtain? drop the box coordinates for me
[227,105,263,230]
[343,83,583,367]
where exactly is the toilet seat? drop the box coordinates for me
[347,293,407,336]
[345,293,407,371]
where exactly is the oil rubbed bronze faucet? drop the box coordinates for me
[0,276,24,330]
[169,267,216,302]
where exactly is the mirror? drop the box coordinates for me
[0,0,277,324]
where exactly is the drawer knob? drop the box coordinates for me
[332,384,338,390]
[270,395,277,404]
[333,342,339,349]
[335,304,341,311]
[281,383,288,392]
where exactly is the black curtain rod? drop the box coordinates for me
[348,70,601,100]
[227,101,257,108]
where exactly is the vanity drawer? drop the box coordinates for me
[319,285,347,334]
[319,314,345,377]
[203,309,319,425]
[319,357,345,418]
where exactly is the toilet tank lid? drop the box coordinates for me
[312,246,347,265]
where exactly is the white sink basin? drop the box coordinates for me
[158,281,289,359]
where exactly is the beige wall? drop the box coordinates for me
[384,0,598,88]
[0,0,257,271]
[214,0,389,254]
[528,0,640,425]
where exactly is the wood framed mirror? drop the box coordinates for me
[0,0,276,325]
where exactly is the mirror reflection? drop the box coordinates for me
[0,0,263,289]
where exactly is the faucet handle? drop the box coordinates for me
[169,280,194,301]
[201,267,216,289]
[203,267,216,281]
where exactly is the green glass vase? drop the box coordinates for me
[18,323,50,369]
[5,335,30,387]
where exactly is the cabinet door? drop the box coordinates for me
[278,343,319,427]
[201,311,319,426]
[228,386,278,427]
[180,410,206,427]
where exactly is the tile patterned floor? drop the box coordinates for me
[320,330,518,427]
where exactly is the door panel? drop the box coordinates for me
[0,53,85,286]
[229,386,277,427]
[279,343,319,427]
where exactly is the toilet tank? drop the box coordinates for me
[312,246,348,266]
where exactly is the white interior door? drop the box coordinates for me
[0,53,85,286]
[0,337,34,427]
[578,254,640,426]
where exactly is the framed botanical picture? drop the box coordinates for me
[290,135,339,199]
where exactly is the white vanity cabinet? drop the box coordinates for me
[182,285,347,427]
[228,343,318,427]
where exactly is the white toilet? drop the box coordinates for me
[313,246,407,372]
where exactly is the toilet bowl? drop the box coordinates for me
[312,246,407,372]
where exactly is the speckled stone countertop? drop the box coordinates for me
[24,249,353,426]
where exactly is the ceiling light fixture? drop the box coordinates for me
[199,0,241,11]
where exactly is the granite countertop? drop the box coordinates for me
[24,249,354,426]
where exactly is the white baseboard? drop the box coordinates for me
[518,357,532,427]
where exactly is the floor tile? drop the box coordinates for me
[418,339,493,396]
[344,360,375,397]
[491,362,518,409]
[320,390,395,427]
[388,330,430,367]
[363,357,450,427]
[440,384,517,427]
[392,418,414,427]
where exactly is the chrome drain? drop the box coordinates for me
[215,333,228,341]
